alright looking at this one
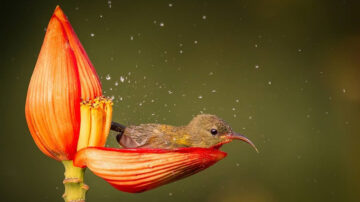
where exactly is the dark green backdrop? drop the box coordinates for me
[1,0,360,201]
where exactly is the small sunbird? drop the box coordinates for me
[110,114,258,152]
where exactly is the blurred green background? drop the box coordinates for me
[1,0,359,201]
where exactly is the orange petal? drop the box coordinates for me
[25,15,81,161]
[74,147,227,193]
[53,6,102,100]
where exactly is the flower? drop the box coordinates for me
[26,6,235,198]
[25,6,111,161]
[74,146,227,193]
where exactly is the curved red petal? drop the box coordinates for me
[53,6,102,100]
[25,15,81,161]
[74,147,227,193]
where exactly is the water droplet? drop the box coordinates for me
[169,192,173,196]
[130,36,134,40]
[169,3,173,7]
[211,89,216,93]
[248,116,253,120]
[232,107,236,111]
[306,114,310,118]
[168,90,173,94]
[298,49,302,52]
[114,81,118,86]
[99,14,103,19]
[160,22,165,27]
[179,50,183,54]
[233,114,237,118]
[236,163,240,167]
[202,15,207,20]
[120,76,125,83]
[107,0,112,8]
[342,88,346,93]
[268,81,272,85]
[236,99,239,103]
[90,33,95,37]
[255,65,259,69]
[254,44,258,48]
[194,40,198,44]
[209,72,214,76]
[105,74,111,80]
[198,95,203,99]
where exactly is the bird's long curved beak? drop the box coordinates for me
[227,133,259,153]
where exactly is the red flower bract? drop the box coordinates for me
[74,147,227,193]
[25,6,103,161]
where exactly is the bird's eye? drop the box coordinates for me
[210,129,218,135]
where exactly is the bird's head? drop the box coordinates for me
[186,114,258,152]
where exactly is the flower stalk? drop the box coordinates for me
[62,160,88,202]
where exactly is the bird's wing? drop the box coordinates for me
[119,125,153,148]
[119,134,143,148]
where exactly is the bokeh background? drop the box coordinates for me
[1,0,359,201]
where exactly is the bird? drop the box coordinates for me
[110,114,258,152]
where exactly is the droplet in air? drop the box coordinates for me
[248,116,253,120]
[120,76,125,83]
[179,50,183,54]
[160,22,165,27]
[114,81,118,86]
[198,95,203,99]
[90,33,95,37]
[202,15,207,20]
[232,107,236,111]
[255,65,259,69]
[168,90,173,94]
[105,74,111,80]
[194,40,198,44]
[211,89,216,93]
[268,81,272,85]
[169,3,173,7]
[342,88,346,93]
[130,36,134,40]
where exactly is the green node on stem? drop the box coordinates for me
[62,160,88,202]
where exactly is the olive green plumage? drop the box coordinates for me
[119,114,233,149]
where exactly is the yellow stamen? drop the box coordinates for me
[77,103,91,151]
[77,97,113,151]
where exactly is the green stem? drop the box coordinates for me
[62,160,88,202]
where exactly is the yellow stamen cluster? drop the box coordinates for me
[77,97,113,151]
